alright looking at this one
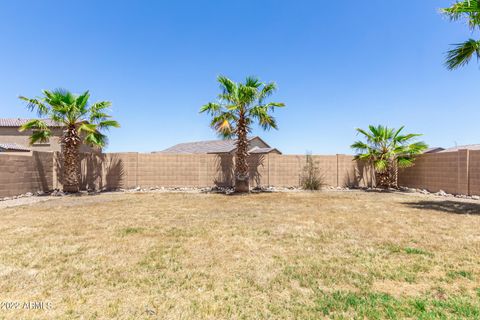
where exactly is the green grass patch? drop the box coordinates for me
[447,270,473,280]
[119,227,144,236]
[307,291,480,319]
[404,247,433,256]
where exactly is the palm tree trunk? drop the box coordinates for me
[234,113,249,193]
[62,125,81,193]
[393,161,399,189]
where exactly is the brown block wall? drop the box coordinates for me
[469,150,480,196]
[0,151,53,197]
[2,149,479,198]
[398,150,480,196]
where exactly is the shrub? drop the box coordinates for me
[300,154,323,190]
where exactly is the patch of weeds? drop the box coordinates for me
[138,245,184,273]
[411,298,426,312]
[447,270,473,280]
[119,227,143,236]
[404,247,433,256]
[383,243,402,253]
[258,229,271,236]
[308,291,480,319]
[404,274,417,284]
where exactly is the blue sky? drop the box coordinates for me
[0,0,478,154]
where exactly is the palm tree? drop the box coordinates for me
[441,0,480,70]
[351,125,428,188]
[201,76,285,193]
[19,89,120,193]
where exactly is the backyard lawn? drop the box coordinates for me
[0,191,479,319]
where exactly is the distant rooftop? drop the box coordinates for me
[0,142,30,152]
[155,136,281,154]
[0,118,61,127]
[424,147,445,154]
[440,144,480,153]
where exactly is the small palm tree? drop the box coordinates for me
[441,0,480,70]
[351,125,428,188]
[19,89,120,193]
[201,76,285,193]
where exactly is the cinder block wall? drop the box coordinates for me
[72,153,374,190]
[398,150,480,195]
[2,150,479,198]
[0,151,53,197]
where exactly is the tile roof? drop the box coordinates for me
[440,144,480,153]
[423,147,445,154]
[0,118,61,127]
[249,147,281,154]
[0,143,30,152]
[158,139,238,154]
[155,136,280,154]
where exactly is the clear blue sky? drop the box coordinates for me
[0,0,478,154]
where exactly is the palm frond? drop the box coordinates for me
[350,141,370,152]
[98,120,120,130]
[217,76,237,95]
[244,76,262,88]
[441,0,480,29]
[78,122,98,134]
[211,112,236,138]
[374,159,388,173]
[19,96,49,116]
[18,119,50,132]
[264,102,285,110]
[259,82,277,103]
[200,102,221,115]
[445,39,480,70]
[397,157,415,168]
[18,119,52,145]
[28,130,52,145]
[75,90,90,110]
[90,101,112,113]
[249,106,277,130]
[84,131,108,147]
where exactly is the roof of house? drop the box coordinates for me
[155,136,281,154]
[424,147,445,154]
[249,147,281,154]
[158,139,237,154]
[0,118,61,127]
[439,144,480,153]
[0,142,30,152]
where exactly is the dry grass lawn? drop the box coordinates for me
[0,191,479,319]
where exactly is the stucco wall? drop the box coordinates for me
[0,127,96,153]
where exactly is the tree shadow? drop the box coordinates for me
[74,153,125,191]
[345,160,375,188]
[104,154,125,190]
[212,153,266,191]
[80,153,102,190]
[213,154,234,187]
[32,151,51,191]
[402,200,480,215]
[248,154,265,188]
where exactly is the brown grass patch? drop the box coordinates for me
[0,191,479,319]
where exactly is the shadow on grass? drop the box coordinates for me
[402,200,480,215]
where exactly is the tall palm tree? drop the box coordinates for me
[201,76,285,193]
[441,0,480,70]
[351,125,428,188]
[19,89,119,193]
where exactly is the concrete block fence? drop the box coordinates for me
[1,150,479,198]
